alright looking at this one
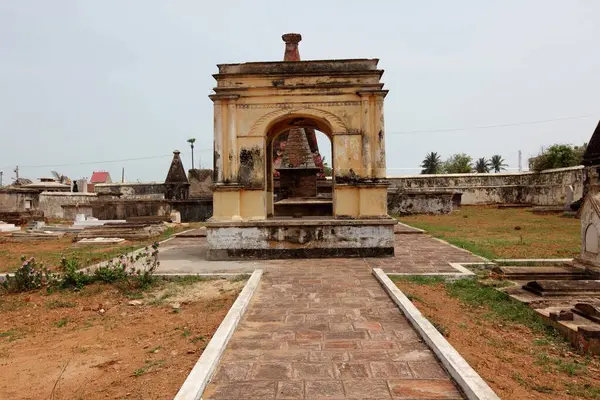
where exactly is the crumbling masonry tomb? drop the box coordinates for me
[206,34,396,259]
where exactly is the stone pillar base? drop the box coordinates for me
[205,217,396,260]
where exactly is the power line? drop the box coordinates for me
[0,114,596,170]
[1,148,212,170]
[388,114,596,135]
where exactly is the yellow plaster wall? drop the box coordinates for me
[240,190,266,219]
[359,187,388,217]
[334,186,360,218]
[333,135,364,177]
[237,136,265,186]
[212,191,240,220]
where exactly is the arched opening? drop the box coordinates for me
[265,115,334,218]
[585,224,599,254]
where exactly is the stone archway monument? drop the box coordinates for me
[206,33,396,260]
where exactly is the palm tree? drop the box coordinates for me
[420,152,442,174]
[187,138,196,169]
[490,154,507,173]
[474,157,491,173]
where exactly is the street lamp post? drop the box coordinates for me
[187,138,196,169]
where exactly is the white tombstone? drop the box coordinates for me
[170,211,182,224]
[565,185,574,210]
[0,222,20,232]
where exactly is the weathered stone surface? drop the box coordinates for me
[549,310,574,321]
[206,220,395,260]
[388,379,462,399]
[388,166,584,207]
[494,266,589,281]
[523,280,600,296]
[201,259,462,399]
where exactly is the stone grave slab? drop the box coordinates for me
[523,280,600,296]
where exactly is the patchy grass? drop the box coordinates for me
[398,206,580,259]
[54,318,69,328]
[392,276,553,335]
[394,276,600,399]
[133,359,165,377]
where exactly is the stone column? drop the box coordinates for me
[359,93,372,177]
[374,93,387,178]
[227,99,238,181]
[212,99,224,182]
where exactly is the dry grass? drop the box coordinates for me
[398,206,580,259]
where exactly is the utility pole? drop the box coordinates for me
[518,150,522,172]
[121,167,125,183]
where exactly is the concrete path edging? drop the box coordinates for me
[373,268,500,400]
[493,258,573,265]
[386,262,488,281]
[394,222,426,234]
[430,237,490,262]
[173,269,263,400]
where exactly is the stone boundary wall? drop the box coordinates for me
[388,191,457,215]
[94,182,165,199]
[387,166,585,206]
[38,192,97,219]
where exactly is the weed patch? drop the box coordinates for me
[54,318,69,328]
[1,242,161,294]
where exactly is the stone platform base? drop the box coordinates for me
[205,218,396,260]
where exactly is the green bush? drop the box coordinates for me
[1,242,161,294]
[2,257,58,292]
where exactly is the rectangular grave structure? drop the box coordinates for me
[580,121,600,269]
[205,33,396,260]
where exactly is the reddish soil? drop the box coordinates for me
[396,281,600,400]
[0,279,243,399]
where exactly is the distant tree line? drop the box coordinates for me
[420,152,507,174]
[421,142,588,175]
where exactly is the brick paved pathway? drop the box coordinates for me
[158,233,484,276]
[202,259,464,399]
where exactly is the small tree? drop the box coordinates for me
[490,155,507,173]
[443,153,473,173]
[420,152,442,174]
[474,158,491,173]
[187,138,196,169]
[322,157,333,177]
[529,144,587,172]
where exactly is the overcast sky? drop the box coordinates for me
[1,0,599,183]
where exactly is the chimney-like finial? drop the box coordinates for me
[282,33,302,61]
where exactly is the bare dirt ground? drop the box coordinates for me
[0,278,245,400]
[395,279,600,400]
